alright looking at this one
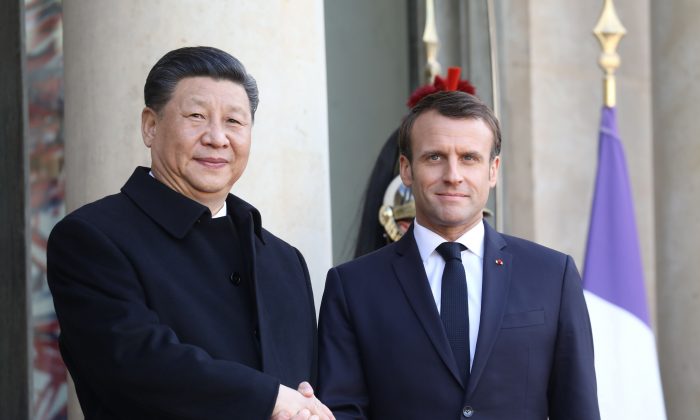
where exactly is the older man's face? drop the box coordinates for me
[142,76,252,205]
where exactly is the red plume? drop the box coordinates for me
[446,67,461,90]
[406,67,477,108]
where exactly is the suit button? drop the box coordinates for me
[462,406,474,418]
[229,272,241,286]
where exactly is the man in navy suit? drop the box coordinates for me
[317,91,600,419]
[47,47,332,420]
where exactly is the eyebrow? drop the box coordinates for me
[463,150,483,158]
[418,149,484,159]
[419,150,443,157]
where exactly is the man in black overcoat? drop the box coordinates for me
[48,46,332,420]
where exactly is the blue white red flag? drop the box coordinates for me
[582,106,666,419]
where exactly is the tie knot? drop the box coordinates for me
[436,242,465,262]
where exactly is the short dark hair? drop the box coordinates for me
[144,46,259,119]
[398,91,501,161]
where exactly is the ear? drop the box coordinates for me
[489,155,500,187]
[141,107,158,148]
[399,154,413,187]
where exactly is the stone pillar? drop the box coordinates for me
[0,1,30,419]
[652,1,700,418]
[499,0,656,317]
[63,1,331,417]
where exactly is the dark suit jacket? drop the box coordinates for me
[47,167,317,420]
[318,222,599,420]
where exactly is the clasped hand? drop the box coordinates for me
[271,381,334,420]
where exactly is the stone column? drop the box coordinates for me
[63,1,331,417]
[498,0,666,404]
[0,1,30,419]
[500,0,685,413]
[651,1,700,418]
[499,0,656,317]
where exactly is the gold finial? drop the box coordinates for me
[593,0,626,107]
[423,0,440,83]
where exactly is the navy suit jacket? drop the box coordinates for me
[47,167,317,419]
[318,222,599,420]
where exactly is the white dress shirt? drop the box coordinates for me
[413,218,485,370]
[212,202,227,218]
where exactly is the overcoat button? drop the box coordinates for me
[462,406,474,418]
[229,272,241,286]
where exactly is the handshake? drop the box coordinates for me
[272,382,334,420]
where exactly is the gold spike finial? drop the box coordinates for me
[423,0,440,83]
[593,0,626,107]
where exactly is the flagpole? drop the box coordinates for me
[485,0,504,232]
[593,0,627,107]
[423,0,440,83]
[586,2,668,418]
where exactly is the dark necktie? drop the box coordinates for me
[437,242,470,385]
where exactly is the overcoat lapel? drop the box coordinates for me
[467,221,512,396]
[228,197,284,380]
[392,226,465,388]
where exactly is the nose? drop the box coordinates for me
[443,157,462,184]
[202,120,229,148]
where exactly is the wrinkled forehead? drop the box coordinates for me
[169,77,251,114]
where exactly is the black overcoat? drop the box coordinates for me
[47,167,317,419]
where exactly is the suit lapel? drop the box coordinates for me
[467,221,512,396]
[392,226,465,388]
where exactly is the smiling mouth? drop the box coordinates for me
[195,158,229,167]
[436,192,468,198]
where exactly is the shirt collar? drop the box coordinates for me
[212,202,227,218]
[123,167,262,240]
[413,218,485,262]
